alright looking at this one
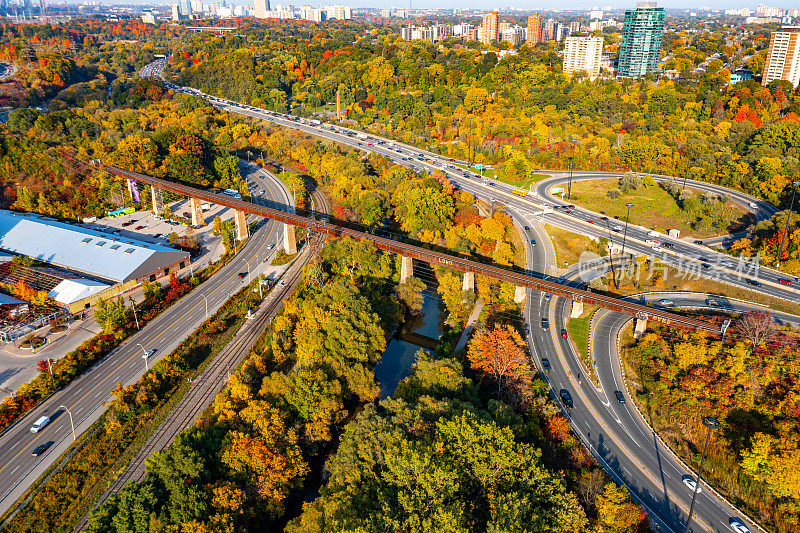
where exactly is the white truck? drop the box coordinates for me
[357,133,368,140]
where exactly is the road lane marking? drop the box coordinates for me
[0,184,283,476]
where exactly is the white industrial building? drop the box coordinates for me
[0,210,189,312]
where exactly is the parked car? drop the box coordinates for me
[681,475,702,493]
[31,441,53,457]
[614,390,625,402]
[559,389,574,408]
[541,358,551,371]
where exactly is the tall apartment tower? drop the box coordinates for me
[527,13,543,45]
[544,18,557,40]
[480,11,499,44]
[563,35,604,78]
[762,26,800,87]
[253,0,270,18]
[617,1,665,78]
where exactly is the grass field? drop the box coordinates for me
[567,304,598,373]
[564,178,748,239]
[544,223,605,268]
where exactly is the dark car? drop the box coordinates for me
[524,225,530,231]
[663,242,674,248]
[614,390,625,403]
[561,328,568,339]
[541,358,551,371]
[530,239,537,246]
[600,216,608,221]
[541,318,549,331]
[702,263,711,269]
[31,441,53,457]
[694,239,704,245]
[559,389,574,409]
[746,278,762,286]
[135,225,145,230]
[238,272,247,279]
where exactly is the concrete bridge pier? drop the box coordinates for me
[462,271,474,292]
[400,256,413,283]
[283,224,297,254]
[570,300,584,318]
[633,318,647,339]
[189,197,205,227]
[234,210,248,241]
[514,285,526,304]
[151,186,164,215]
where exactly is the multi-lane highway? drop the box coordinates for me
[141,60,796,532]
[0,164,293,516]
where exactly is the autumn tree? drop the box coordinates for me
[595,483,648,533]
[467,324,533,407]
[736,310,776,351]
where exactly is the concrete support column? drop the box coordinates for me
[633,318,647,339]
[234,209,248,241]
[151,186,164,215]
[462,271,474,292]
[189,197,205,227]
[514,285,526,304]
[283,224,297,255]
[570,300,584,318]
[400,256,413,283]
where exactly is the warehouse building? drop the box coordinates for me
[0,210,190,312]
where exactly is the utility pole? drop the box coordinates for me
[684,416,720,533]
[621,202,634,262]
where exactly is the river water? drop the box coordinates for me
[374,293,443,398]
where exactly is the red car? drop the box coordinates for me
[778,278,792,285]
[561,329,568,339]
[135,225,145,230]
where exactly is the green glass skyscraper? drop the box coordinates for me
[617,2,665,78]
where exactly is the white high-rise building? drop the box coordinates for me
[563,35,604,78]
[324,4,350,19]
[254,0,269,18]
[299,5,322,20]
[762,26,800,87]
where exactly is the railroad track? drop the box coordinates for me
[74,187,331,531]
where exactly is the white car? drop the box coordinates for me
[144,349,157,358]
[645,239,661,246]
[748,202,758,210]
[682,475,702,493]
[729,518,751,533]
[658,299,674,307]
[705,298,720,307]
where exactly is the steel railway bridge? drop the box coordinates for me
[105,164,724,335]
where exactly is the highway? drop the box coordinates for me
[144,60,794,532]
[0,162,293,516]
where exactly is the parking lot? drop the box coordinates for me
[83,198,240,268]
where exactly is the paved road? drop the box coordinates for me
[0,63,16,82]
[151,64,788,533]
[0,169,292,516]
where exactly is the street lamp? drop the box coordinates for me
[604,218,619,289]
[682,142,695,194]
[59,404,76,440]
[568,139,580,200]
[621,202,634,260]
[201,294,209,319]
[684,416,720,533]
[136,343,149,371]
[775,181,799,269]
[129,296,139,330]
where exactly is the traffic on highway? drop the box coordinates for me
[134,58,794,533]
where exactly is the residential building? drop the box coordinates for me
[617,1,665,78]
[502,25,525,47]
[253,0,269,18]
[590,9,603,19]
[480,11,499,43]
[299,4,321,21]
[171,3,181,21]
[324,4,351,20]
[544,18,557,40]
[569,20,581,34]
[527,13,543,45]
[762,26,800,87]
[563,35,604,78]
[141,10,156,23]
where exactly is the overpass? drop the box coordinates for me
[185,26,237,35]
[104,164,724,335]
